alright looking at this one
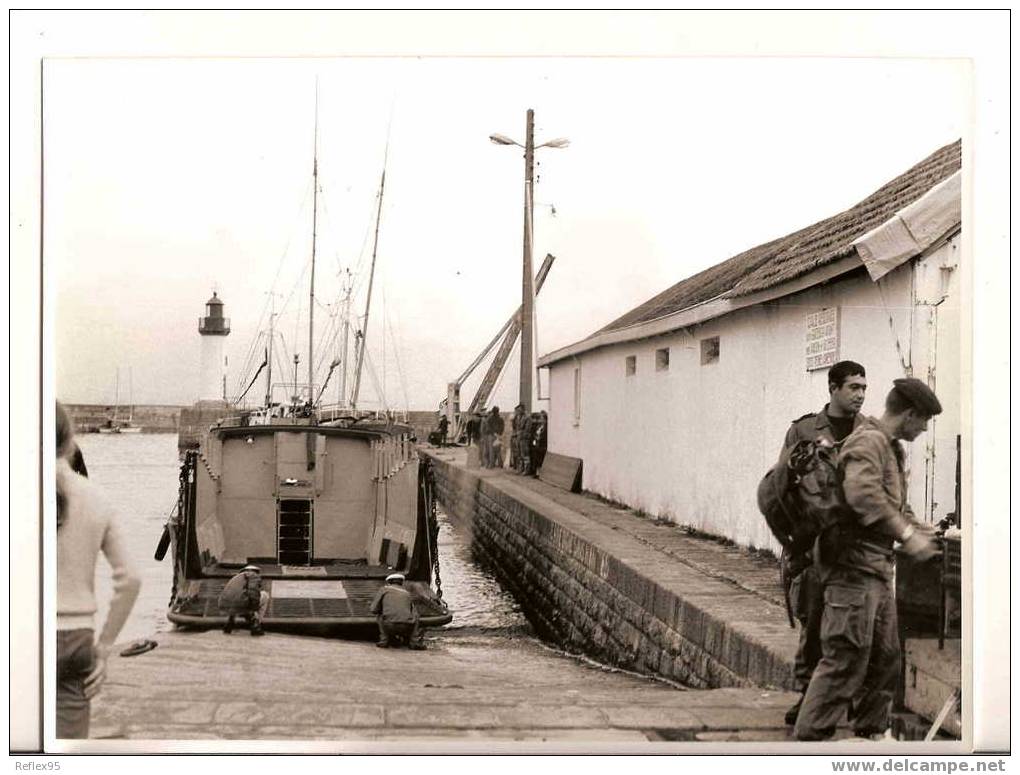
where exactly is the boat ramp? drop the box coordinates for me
[84,445,955,750]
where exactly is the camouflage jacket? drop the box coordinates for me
[832,416,917,580]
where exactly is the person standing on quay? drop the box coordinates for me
[482,406,504,468]
[465,412,481,447]
[780,360,868,726]
[794,378,941,741]
[509,404,526,473]
[529,411,548,476]
[56,401,141,739]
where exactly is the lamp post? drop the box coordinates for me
[490,109,568,413]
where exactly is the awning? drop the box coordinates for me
[852,171,961,281]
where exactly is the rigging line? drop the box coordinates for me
[234,333,267,400]
[272,331,291,399]
[233,331,266,397]
[876,276,912,376]
[276,251,312,321]
[238,178,316,370]
[274,329,293,377]
[386,309,411,413]
[349,202,377,286]
[349,98,396,287]
[313,307,342,378]
[351,130,391,409]
[315,194,352,281]
[361,348,390,414]
[236,291,283,398]
[281,255,313,371]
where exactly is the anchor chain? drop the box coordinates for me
[425,460,443,601]
[168,459,189,607]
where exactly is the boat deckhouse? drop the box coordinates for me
[538,140,962,552]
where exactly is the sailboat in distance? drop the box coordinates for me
[157,87,451,633]
[98,367,143,433]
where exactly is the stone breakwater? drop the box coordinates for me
[66,403,183,433]
[427,450,798,691]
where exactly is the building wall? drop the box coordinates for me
[547,237,961,551]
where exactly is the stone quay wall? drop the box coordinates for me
[66,403,183,433]
[427,453,795,691]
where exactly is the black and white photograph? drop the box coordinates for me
[10,10,1010,764]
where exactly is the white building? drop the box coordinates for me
[198,292,231,401]
[539,141,962,552]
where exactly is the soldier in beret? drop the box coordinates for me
[795,377,942,741]
[780,360,868,727]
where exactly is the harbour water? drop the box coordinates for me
[77,433,526,645]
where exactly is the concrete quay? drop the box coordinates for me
[426,447,799,691]
[89,627,800,748]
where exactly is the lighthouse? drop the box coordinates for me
[198,291,230,400]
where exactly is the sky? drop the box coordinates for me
[48,56,969,411]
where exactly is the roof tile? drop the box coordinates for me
[596,140,961,335]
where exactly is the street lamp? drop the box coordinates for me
[490,109,567,414]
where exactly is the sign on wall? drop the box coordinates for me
[805,307,840,371]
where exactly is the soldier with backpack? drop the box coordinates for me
[776,361,868,726]
[794,378,942,742]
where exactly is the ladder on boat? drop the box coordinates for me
[278,499,313,565]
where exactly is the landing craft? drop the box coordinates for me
[157,85,450,632]
[157,413,450,631]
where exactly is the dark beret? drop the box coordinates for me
[893,377,943,416]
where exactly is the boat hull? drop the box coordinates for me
[161,423,452,633]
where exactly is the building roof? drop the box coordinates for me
[595,139,961,335]
[207,292,223,306]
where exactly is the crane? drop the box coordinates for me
[443,253,556,440]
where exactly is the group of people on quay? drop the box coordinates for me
[449,404,547,474]
[55,355,946,742]
[766,361,945,742]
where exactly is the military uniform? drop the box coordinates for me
[517,412,534,474]
[781,406,863,708]
[510,408,526,472]
[530,414,548,476]
[370,581,424,649]
[794,416,918,740]
[219,567,268,636]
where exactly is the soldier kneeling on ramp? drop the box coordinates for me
[219,564,269,636]
[370,573,425,650]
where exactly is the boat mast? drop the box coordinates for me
[265,292,276,408]
[307,82,319,405]
[351,142,389,411]
[338,272,351,408]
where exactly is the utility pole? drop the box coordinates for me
[521,108,536,413]
[308,84,319,404]
[489,111,566,414]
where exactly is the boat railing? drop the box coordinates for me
[372,434,416,481]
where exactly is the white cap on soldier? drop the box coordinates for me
[242,564,261,573]
[385,573,405,584]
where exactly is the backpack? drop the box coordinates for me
[757,437,848,557]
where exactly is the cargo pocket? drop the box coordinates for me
[822,586,866,649]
